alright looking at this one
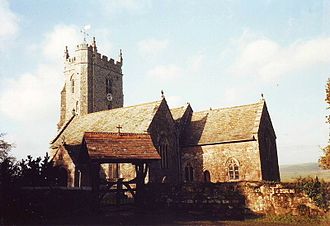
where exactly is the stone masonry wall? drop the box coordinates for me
[148,99,179,183]
[181,141,262,183]
[52,145,76,187]
[258,104,281,181]
[143,182,324,216]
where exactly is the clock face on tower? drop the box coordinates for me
[106,93,113,102]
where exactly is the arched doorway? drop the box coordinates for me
[203,170,211,182]
[53,166,68,186]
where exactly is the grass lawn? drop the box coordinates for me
[37,206,330,225]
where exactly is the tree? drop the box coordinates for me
[0,133,14,162]
[320,79,330,169]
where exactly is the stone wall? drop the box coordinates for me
[148,99,180,183]
[52,145,76,187]
[143,182,324,216]
[91,56,123,112]
[100,163,136,182]
[258,103,280,181]
[181,141,262,183]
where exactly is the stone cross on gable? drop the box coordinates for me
[116,124,122,134]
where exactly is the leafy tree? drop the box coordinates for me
[17,153,58,187]
[0,133,14,162]
[0,133,17,187]
[320,79,330,169]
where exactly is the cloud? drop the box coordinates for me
[228,33,330,82]
[0,24,88,159]
[0,64,62,122]
[147,64,183,80]
[0,24,84,120]
[138,38,168,57]
[42,24,81,62]
[0,0,19,45]
[146,52,205,81]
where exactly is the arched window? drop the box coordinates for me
[53,166,68,187]
[227,158,240,180]
[184,163,194,182]
[159,138,169,169]
[203,170,211,182]
[71,79,75,93]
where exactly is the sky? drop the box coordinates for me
[0,0,329,165]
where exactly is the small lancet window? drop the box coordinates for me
[184,163,194,182]
[227,158,240,180]
[159,138,169,169]
[203,170,211,183]
[71,78,75,93]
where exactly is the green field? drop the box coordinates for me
[280,162,330,182]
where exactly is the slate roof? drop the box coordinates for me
[182,100,265,146]
[170,105,188,121]
[83,132,160,161]
[51,100,162,147]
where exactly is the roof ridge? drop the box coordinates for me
[76,100,162,118]
[194,101,262,114]
[170,105,186,110]
[50,115,76,144]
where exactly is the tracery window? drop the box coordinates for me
[159,138,169,169]
[184,163,194,182]
[227,158,240,180]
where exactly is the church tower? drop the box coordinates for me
[57,37,124,129]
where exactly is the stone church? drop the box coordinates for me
[50,38,280,187]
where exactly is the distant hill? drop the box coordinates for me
[280,162,330,182]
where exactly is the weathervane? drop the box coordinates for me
[80,25,91,43]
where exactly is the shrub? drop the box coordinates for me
[294,176,329,210]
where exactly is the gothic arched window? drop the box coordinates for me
[159,138,169,169]
[184,163,194,182]
[203,170,211,182]
[227,158,240,180]
[71,78,75,93]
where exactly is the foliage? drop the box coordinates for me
[0,133,14,162]
[295,176,330,210]
[16,153,59,187]
[320,145,330,170]
[320,79,330,169]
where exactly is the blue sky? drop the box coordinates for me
[0,0,329,165]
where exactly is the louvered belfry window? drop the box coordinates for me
[184,163,194,182]
[159,138,169,169]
